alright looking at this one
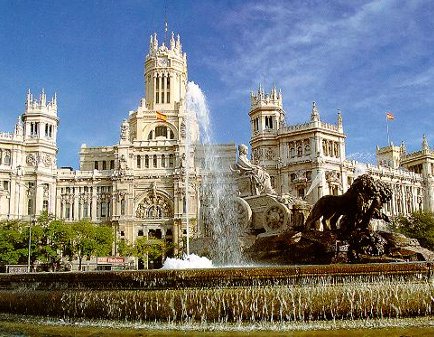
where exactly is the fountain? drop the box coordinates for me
[0,83,433,333]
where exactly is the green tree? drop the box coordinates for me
[94,224,114,257]
[392,211,434,250]
[134,237,172,269]
[117,238,134,257]
[68,220,98,270]
[44,219,73,270]
[66,220,115,270]
[0,220,27,265]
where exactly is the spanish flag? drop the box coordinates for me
[156,111,167,122]
[385,112,395,120]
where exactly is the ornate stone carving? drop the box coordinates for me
[231,144,276,196]
[26,153,37,166]
[135,185,173,219]
[120,120,130,141]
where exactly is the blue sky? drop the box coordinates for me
[0,0,433,168]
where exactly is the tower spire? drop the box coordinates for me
[164,0,168,45]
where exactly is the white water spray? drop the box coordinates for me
[185,82,242,265]
[162,81,242,269]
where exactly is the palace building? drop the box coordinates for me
[1,32,433,258]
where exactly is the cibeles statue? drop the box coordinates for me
[233,144,276,196]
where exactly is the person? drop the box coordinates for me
[236,144,276,195]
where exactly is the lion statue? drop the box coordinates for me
[304,174,392,234]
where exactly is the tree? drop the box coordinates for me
[94,224,114,257]
[392,211,434,251]
[134,237,172,269]
[68,220,98,270]
[118,239,134,257]
[44,219,73,271]
[0,220,27,266]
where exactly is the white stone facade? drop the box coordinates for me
[248,86,434,217]
[1,32,433,258]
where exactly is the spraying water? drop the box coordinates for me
[184,82,242,265]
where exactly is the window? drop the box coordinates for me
[120,199,125,215]
[110,160,115,170]
[137,155,141,168]
[161,154,166,168]
[153,155,157,167]
[297,147,303,157]
[102,161,107,170]
[166,76,170,103]
[145,155,149,168]
[265,116,273,129]
[94,161,99,170]
[83,203,89,218]
[43,200,48,211]
[169,154,174,167]
[148,130,154,140]
[3,181,9,192]
[101,202,108,217]
[253,118,259,131]
[4,150,11,166]
[138,229,144,237]
[155,126,167,138]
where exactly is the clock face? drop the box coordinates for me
[157,58,168,67]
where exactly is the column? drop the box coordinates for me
[153,74,157,103]
[91,187,97,222]
[73,191,80,220]
[35,184,44,214]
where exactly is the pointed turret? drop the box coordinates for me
[40,89,46,107]
[422,134,429,151]
[337,109,343,131]
[400,140,407,155]
[170,32,175,50]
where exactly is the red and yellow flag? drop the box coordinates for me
[156,111,167,122]
[385,112,394,120]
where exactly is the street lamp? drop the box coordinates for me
[27,216,36,273]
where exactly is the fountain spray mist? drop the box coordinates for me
[185,82,242,265]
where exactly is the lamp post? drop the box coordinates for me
[27,216,36,273]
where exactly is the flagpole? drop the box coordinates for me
[386,115,390,145]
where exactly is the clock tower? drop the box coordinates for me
[144,32,187,111]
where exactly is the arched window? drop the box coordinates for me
[166,76,170,103]
[161,154,166,168]
[169,154,174,167]
[145,155,149,168]
[297,147,303,157]
[153,154,158,167]
[4,150,11,166]
[155,126,167,138]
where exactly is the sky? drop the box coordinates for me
[0,0,433,168]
